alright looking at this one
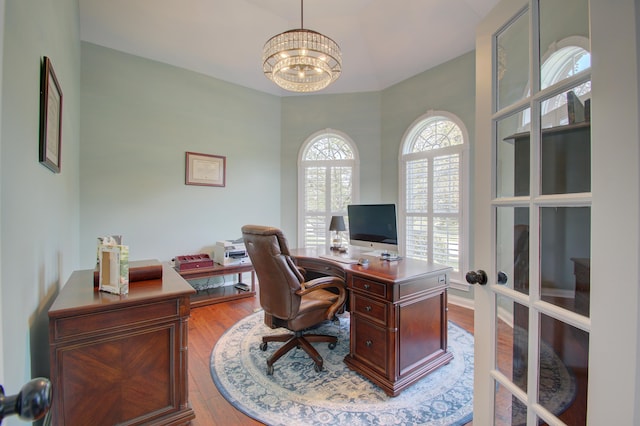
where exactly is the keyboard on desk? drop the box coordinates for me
[318,254,359,264]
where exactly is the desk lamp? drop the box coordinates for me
[329,216,346,250]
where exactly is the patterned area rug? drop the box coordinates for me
[210,311,474,426]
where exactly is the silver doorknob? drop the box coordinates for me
[465,270,488,285]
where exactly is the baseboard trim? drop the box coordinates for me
[448,294,474,310]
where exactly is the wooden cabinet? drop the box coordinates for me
[48,263,195,425]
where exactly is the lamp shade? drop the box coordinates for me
[329,216,346,232]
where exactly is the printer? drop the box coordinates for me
[213,239,250,266]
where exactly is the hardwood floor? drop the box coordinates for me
[186,295,474,426]
[187,295,588,425]
[187,296,263,426]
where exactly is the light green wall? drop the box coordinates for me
[0,0,5,383]
[78,45,478,289]
[381,51,476,201]
[0,0,81,402]
[279,52,477,264]
[280,92,382,243]
[381,51,476,299]
[80,43,282,267]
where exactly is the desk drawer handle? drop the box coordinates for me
[365,306,372,312]
[365,340,373,347]
[363,284,370,290]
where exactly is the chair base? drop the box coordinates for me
[260,331,337,374]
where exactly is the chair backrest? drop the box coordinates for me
[241,225,304,320]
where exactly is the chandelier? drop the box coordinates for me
[262,0,342,93]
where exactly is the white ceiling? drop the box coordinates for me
[78,0,499,96]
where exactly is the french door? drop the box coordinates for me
[473,0,640,424]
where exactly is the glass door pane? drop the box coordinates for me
[539,84,591,195]
[497,8,530,110]
[497,206,529,295]
[539,0,591,91]
[497,110,531,198]
[540,206,591,316]
[539,313,589,425]
[495,295,529,425]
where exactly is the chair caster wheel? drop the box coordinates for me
[267,364,274,375]
[314,363,323,373]
[260,342,268,351]
[328,342,337,350]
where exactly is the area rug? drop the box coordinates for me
[210,311,474,426]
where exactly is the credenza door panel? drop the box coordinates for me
[55,325,176,425]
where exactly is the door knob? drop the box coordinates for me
[497,271,508,285]
[465,270,488,285]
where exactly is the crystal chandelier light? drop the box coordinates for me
[262,0,342,93]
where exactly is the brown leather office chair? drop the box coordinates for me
[241,225,347,374]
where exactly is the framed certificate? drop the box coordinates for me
[39,56,63,173]
[185,151,226,187]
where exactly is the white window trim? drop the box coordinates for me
[297,128,360,248]
[398,110,470,290]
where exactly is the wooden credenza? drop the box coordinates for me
[292,248,453,396]
[175,262,255,308]
[48,262,195,425]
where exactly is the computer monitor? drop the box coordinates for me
[347,204,398,255]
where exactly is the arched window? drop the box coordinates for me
[298,130,359,248]
[400,112,468,286]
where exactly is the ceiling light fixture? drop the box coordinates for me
[262,0,342,93]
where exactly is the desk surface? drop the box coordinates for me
[290,247,451,283]
[49,262,194,318]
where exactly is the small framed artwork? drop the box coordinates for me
[39,57,63,173]
[185,151,226,187]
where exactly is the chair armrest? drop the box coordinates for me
[296,266,307,277]
[297,277,347,319]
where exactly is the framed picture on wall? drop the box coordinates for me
[39,56,63,173]
[185,151,226,187]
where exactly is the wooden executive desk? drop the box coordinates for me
[291,248,453,396]
[48,262,196,425]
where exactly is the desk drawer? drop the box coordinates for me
[353,318,387,376]
[52,299,180,341]
[351,276,387,299]
[296,258,344,278]
[353,295,387,326]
